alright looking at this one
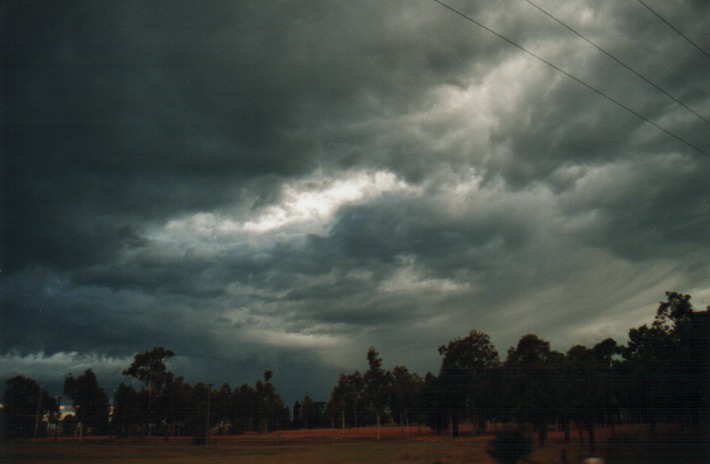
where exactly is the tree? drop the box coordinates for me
[564,345,608,451]
[438,330,500,372]
[364,347,391,439]
[2,375,58,440]
[122,347,175,436]
[422,372,447,434]
[437,330,501,436]
[437,362,467,437]
[254,371,289,432]
[113,383,141,437]
[231,383,257,433]
[505,334,563,446]
[63,369,110,435]
[389,365,423,434]
[159,376,194,438]
[189,382,212,443]
[292,400,302,428]
[592,338,621,433]
[300,394,318,429]
[212,383,232,435]
[122,347,175,394]
[622,292,710,426]
[327,371,365,429]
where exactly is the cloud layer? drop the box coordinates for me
[3,0,709,403]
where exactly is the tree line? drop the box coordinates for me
[2,291,708,445]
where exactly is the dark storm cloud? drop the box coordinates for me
[4,0,477,271]
[555,154,710,262]
[2,0,709,404]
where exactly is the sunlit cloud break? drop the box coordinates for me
[151,170,417,250]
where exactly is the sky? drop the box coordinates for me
[2,0,709,406]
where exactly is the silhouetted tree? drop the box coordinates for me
[254,371,289,432]
[389,365,423,433]
[188,382,212,443]
[64,369,109,435]
[564,345,607,451]
[230,383,257,432]
[327,371,366,429]
[122,347,175,435]
[2,375,58,440]
[160,376,194,438]
[437,329,500,436]
[300,394,318,429]
[212,383,232,435]
[422,372,447,434]
[622,292,710,427]
[292,400,302,428]
[122,347,175,394]
[113,382,141,437]
[505,334,562,445]
[364,347,391,439]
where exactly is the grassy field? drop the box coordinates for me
[3,424,708,464]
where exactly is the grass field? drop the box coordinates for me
[3,424,708,463]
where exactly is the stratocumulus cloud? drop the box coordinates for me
[2,0,709,403]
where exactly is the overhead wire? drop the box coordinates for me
[432,0,709,158]
[636,0,710,61]
[525,0,710,127]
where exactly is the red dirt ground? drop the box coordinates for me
[4,423,708,464]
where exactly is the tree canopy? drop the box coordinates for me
[3,291,708,443]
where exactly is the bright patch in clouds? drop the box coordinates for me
[242,170,414,232]
[380,256,470,294]
[153,170,415,248]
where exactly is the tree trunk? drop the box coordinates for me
[537,420,547,446]
[405,408,409,438]
[587,421,596,454]
[376,412,381,440]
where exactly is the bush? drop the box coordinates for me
[486,428,533,464]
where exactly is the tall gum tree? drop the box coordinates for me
[437,330,500,436]
[63,368,110,436]
[364,347,390,440]
[122,347,175,436]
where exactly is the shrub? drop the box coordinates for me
[486,428,533,464]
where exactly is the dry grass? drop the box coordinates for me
[3,424,708,464]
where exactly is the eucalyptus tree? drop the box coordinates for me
[622,292,710,427]
[437,329,501,436]
[113,382,141,436]
[3,375,58,439]
[504,334,563,445]
[300,394,318,429]
[231,383,257,432]
[327,371,366,429]
[564,345,609,451]
[122,347,176,436]
[254,371,289,432]
[389,365,424,432]
[63,369,110,435]
[122,347,175,394]
[364,347,391,439]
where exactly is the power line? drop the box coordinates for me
[526,0,710,127]
[432,0,709,158]
[637,0,710,61]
